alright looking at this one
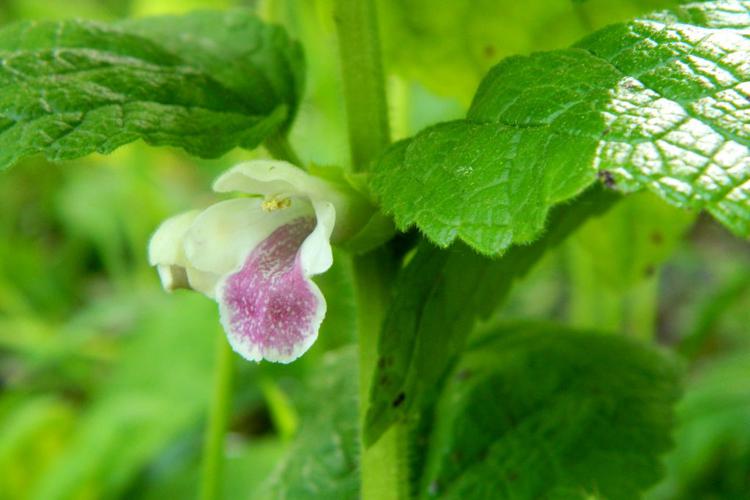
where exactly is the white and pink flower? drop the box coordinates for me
[148,160,369,363]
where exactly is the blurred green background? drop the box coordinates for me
[0,0,748,499]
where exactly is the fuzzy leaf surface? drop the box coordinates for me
[0,12,303,169]
[418,324,680,499]
[365,187,620,445]
[372,1,750,255]
[119,10,304,131]
[263,348,359,500]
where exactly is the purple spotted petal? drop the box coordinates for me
[218,217,325,362]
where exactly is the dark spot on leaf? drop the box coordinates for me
[377,357,386,369]
[622,79,640,90]
[598,170,617,188]
[507,470,519,482]
[650,231,663,244]
[483,44,496,58]
[644,265,656,277]
[379,374,390,386]
[392,392,406,408]
[456,369,472,381]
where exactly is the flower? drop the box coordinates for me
[148,160,369,363]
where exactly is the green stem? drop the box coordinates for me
[353,252,407,500]
[199,334,235,500]
[333,0,390,171]
[332,1,407,499]
[264,132,303,166]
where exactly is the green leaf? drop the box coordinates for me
[262,347,359,500]
[380,0,679,102]
[0,12,303,170]
[119,10,304,132]
[372,1,750,255]
[365,186,620,445]
[419,323,680,499]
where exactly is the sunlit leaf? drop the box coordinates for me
[373,1,750,255]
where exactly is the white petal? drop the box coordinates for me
[185,267,222,298]
[183,197,312,277]
[213,160,340,202]
[213,160,375,243]
[299,200,336,275]
[148,210,200,267]
[148,210,200,291]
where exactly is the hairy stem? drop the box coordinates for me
[199,334,235,500]
[333,0,390,171]
[332,1,407,499]
[353,252,408,500]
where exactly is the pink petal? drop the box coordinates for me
[218,217,325,362]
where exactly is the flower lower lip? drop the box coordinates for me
[219,217,323,363]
